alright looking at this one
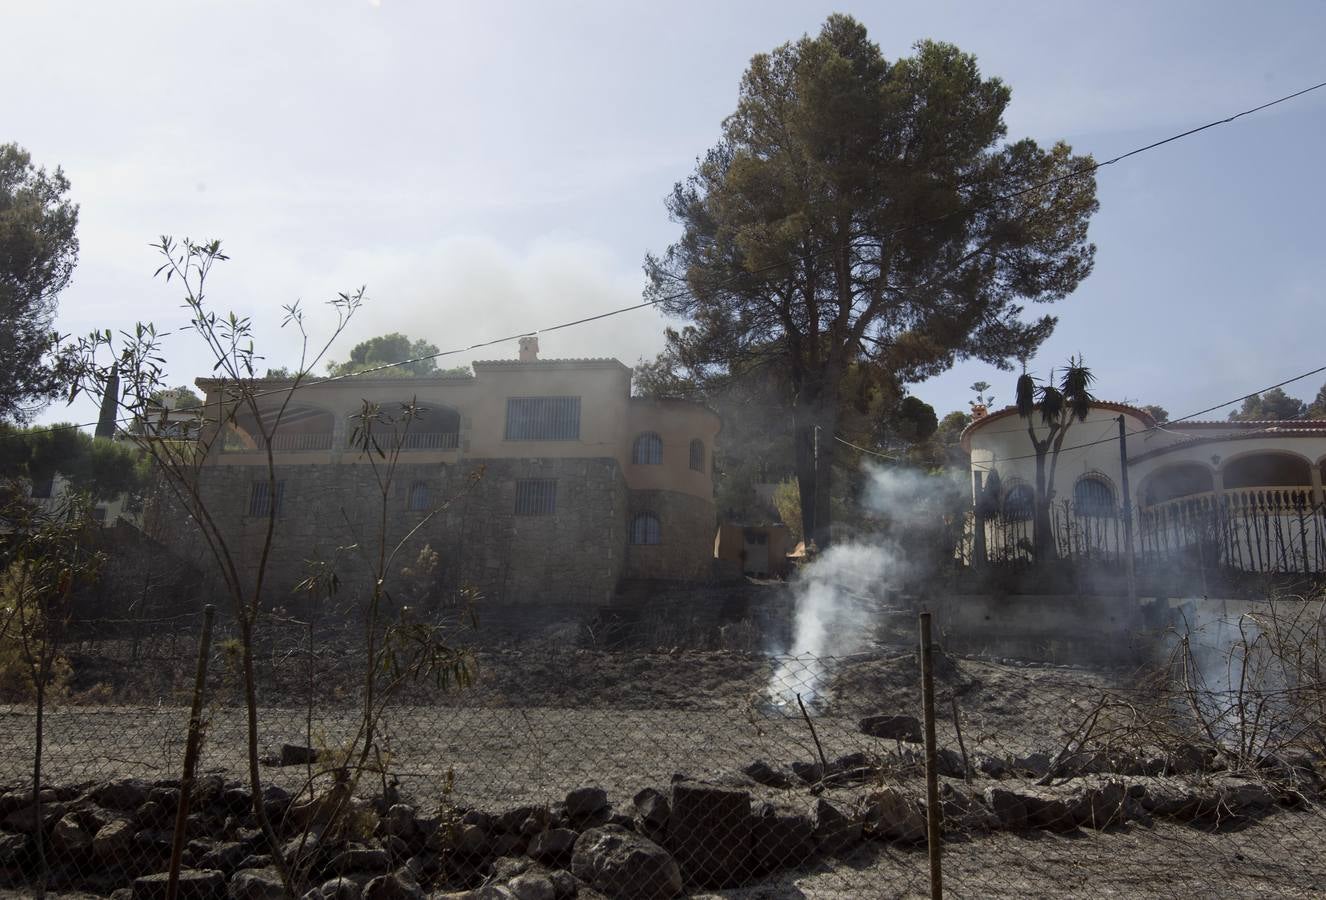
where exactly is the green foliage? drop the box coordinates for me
[327,333,469,378]
[938,410,972,446]
[644,16,1099,545]
[1142,404,1170,425]
[0,423,149,501]
[772,479,802,544]
[0,494,104,702]
[1229,387,1308,421]
[1310,384,1326,420]
[0,143,80,423]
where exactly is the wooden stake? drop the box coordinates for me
[167,605,215,900]
[920,612,943,900]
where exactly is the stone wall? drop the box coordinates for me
[175,456,630,608]
[624,489,718,581]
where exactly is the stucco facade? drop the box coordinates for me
[182,344,721,604]
[962,402,1326,571]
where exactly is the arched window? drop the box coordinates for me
[407,480,430,511]
[1073,476,1117,518]
[629,512,661,545]
[632,432,662,465]
[1003,484,1034,522]
[689,439,705,472]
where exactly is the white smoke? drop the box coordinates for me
[767,464,967,710]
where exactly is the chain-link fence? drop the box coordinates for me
[2,605,1325,898]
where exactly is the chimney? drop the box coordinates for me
[518,336,540,362]
[95,364,120,440]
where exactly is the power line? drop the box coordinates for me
[966,362,1326,466]
[13,76,1326,441]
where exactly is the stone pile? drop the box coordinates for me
[0,741,1316,900]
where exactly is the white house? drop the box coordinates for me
[961,402,1326,573]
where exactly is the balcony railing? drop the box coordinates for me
[345,431,460,451]
[222,432,333,452]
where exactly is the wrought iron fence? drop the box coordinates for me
[970,494,1326,576]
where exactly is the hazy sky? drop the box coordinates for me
[6,0,1325,428]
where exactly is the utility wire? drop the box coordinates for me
[12,77,1326,442]
[965,362,1326,466]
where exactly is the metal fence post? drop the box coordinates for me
[167,604,215,900]
[920,611,943,899]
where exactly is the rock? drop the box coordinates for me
[317,877,364,900]
[571,825,681,900]
[454,824,490,856]
[750,813,813,873]
[1165,744,1211,775]
[1023,790,1074,831]
[934,749,967,779]
[330,845,391,875]
[496,805,542,834]
[667,781,752,887]
[361,871,424,900]
[858,714,922,743]
[94,819,136,859]
[862,788,926,843]
[93,778,151,811]
[4,800,66,833]
[548,869,577,899]
[460,809,494,830]
[529,828,577,864]
[742,760,793,788]
[508,873,556,900]
[198,841,251,875]
[490,832,526,858]
[382,804,418,839]
[632,788,669,831]
[1076,781,1127,829]
[133,869,226,900]
[280,744,321,767]
[1139,781,1201,819]
[983,788,1028,829]
[939,784,997,832]
[1011,753,1053,777]
[1219,779,1275,814]
[0,787,57,816]
[0,831,30,866]
[149,786,183,810]
[51,812,92,854]
[137,800,170,828]
[565,788,609,819]
[221,787,253,816]
[492,856,533,881]
[790,761,824,784]
[810,797,862,856]
[228,867,287,899]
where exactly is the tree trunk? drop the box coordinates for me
[1033,451,1056,561]
[793,397,837,551]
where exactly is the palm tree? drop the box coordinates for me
[1015,357,1096,560]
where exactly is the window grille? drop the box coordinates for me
[504,397,581,440]
[1074,477,1117,517]
[1003,484,1034,522]
[515,479,557,515]
[249,480,285,517]
[689,439,705,472]
[630,512,661,545]
[632,432,663,465]
[408,480,431,511]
